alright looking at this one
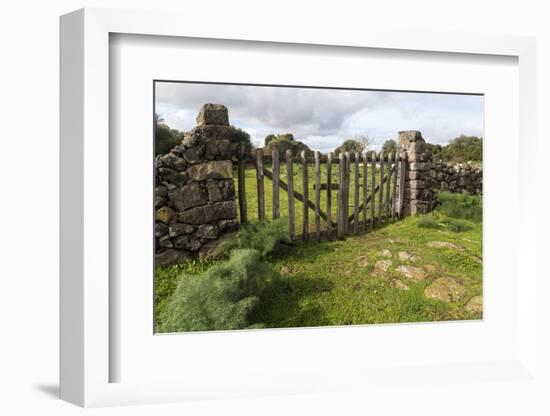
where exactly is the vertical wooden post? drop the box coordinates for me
[314,151,321,241]
[392,152,399,218]
[362,153,368,231]
[337,152,345,239]
[353,152,360,234]
[237,149,247,224]
[255,148,265,221]
[370,153,376,228]
[344,152,351,235]
[326,152,333,239]
[272,149,280,220]
[378,152,384,224]
[301,150,309,240]
[398,152,407,218]
[286,149,295,240]
[385,152,392,218]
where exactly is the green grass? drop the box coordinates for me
[155,191,483,330]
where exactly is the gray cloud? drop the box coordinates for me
[155,82,483,151]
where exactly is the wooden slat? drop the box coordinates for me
[326,152,333,239]
[255,148,265,221]
[370,153,376,227]
[385,152,392,218]
[378,152,384,224]
[392,153,399,218]
[272,150,280,219]
[362,153,368,231]
[337,152,345,239]
[286,149,295,240]
[301,150,309,240]
[237,151,247,224]
[353,152,360,234]
[347,165,395,223]
[398,152,407,217]
[314,151,321,241]
[344,152,351,235]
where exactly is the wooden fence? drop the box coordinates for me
[237,149,408,241]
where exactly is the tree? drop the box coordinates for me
[263,133,311,157]
[333,139,366,156]
[228,126,254,160]
[155,113,183,156]
[445,135,483,162]
[382,139,398,155]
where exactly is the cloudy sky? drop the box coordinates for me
[155,82,484,153]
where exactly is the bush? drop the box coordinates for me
[435,192,482,222]
[158,249,280,333]
[231,218,291,257]
[441,217,473,232]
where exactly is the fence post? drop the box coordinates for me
[398,152,407,218]
[344,152,351,235]
[370,153,376,227]
[385,152,392,218]
[392,152,399,218]
[353,152,360,234]
[301,150,309,240]
[314,151,321,241]
[363,153,368,231]
[272,149,280,220]
[237,149,248,224]
[337,152,345,239]
[255,149,265,221]
[326,152,333,239]
[378,152,384,224]
[286,149,295,240]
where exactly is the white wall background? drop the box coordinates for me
[0,1,548,415]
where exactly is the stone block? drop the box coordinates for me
[168,182,208,211]
[188,160,233,181]
[196,104,229,126]
[177,201,237,225]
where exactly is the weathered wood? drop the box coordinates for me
[353,152,360,234]
[286,149,295,240]
[392,153,399,218]
[370,153,376,227]
[326,152,333,239]
[262,168,335,226]
[398,152,407,217]
[347,165,395,223]
[344,152,351,235]
[385,152,392,218]
[237,151,247,224]
[314,151,321,241]
[301,150,309,240]
[363,153,368,231]
[272,150,280,220]
[337,152,345,239]
[378,152,384,224]
[255,148,265,220]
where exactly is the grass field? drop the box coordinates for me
[155,190,483,330]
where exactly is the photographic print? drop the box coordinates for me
[154,82,483,333]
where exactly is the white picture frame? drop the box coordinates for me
[60,7,540,408]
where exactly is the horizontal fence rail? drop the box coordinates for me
[237,150,406,242]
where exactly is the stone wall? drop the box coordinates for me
[398,130,482,216]
[154,104,242,266]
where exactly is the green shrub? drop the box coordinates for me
[158,249,279,333]
[435,192,482,222]
[231,218,291,257]
[441,217,473,232]
[416,216,440,229]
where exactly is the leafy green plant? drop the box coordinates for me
[435,192,482,222]
[158,249,280,333]
[416,215,440,229]
[231,218,292,257]
[441,217,473,232]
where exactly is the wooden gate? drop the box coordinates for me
[237,148,408,241]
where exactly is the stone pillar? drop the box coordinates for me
[398,130,435,216]
[154,104,243,266]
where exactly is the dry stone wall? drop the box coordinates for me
[155,104,242,266]
[398,130,483,216]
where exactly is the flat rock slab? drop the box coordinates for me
[357,256,369,268]
[188,160,233,181]
[375,259,392,274]
[424,277,466,303]
[395,265,426,281]
[427,241,463,250]
[390,279,409,290]
[377,249,392,258]
[464,295,483,315]
[398,251,419,262]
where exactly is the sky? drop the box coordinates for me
[155,82,484,153]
